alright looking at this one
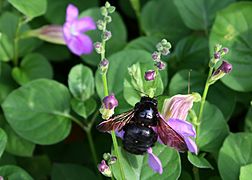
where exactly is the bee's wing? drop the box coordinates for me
[156,115,188,152]
[97,110,135,132]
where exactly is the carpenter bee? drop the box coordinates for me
[97,96,187,155]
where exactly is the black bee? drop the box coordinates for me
[97,96,187,155]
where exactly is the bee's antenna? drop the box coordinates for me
[188,69,192,94]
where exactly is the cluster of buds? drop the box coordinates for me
[209,44,232,84]
[98,153,117,177]
[99,94,118,119]
[144,39,171,81]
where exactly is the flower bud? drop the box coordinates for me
[100,58,109,74]
[156,61,166,70]
[214,44,222,53]
[161,47,170,56]
[156,42,163,52]
[103,153,111,161]
[214,52,221,60]
[144,70,156,81]
[100,94,118,119]
[100,7,108,16]
[98,160,112,177]
[104,15,112,23]
[209,60,232,85]
[103,30,112,41]
[217,60,232,73]
[96,20,104,30]
[94,42,103,54]
[105,1,111,8]
[152,51,160,61]
[108,6,116,13]
[108,156,117,165]
[222,47,229,54]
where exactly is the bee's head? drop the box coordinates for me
[140,96,157,106]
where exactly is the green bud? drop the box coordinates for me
[100,7,108,16]
[103,153,111,160]
[156,42,163,52]
[104,15,112,23]
[105,1,111,8]
[108,6,116,13]
[214,44,222,53]
[96,20,104,30]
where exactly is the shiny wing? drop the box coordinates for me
[156,115,187,152]
[97,110,135,132]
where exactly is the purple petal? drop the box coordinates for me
[147,148,163,174]
[115,130,124,139]
[184,137,198,154]
[72,17,96,32]
[63,22,72,41]
[66,34,93,55]
[167,118,196,138]
[66,4,79,22]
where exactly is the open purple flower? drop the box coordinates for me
[63,4,96,56]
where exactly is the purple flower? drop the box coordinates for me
[102,94,118,109]
[63,4,96,56]
[216,60,232,74]
[144,70,156,81]
[162,94,200,154]
[156,61,166,70]
[147,148,163,174]
[98,160,112,177]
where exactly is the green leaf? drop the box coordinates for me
[240,163,252,180]
[141,0,190,43]
[12,53,53,85]
[80,8,127,66]
[2,79,72,145]
[169,70,235,120]
[68,64,94,101]
[174,0,235,30]
[124,62,164,106]
[45,0,98,24]
[218,133,252,180]
[51,163,97,180]
[170,34,209,70]
[0,63,17,104]
[112,143,181,180]
[187,152,213,169]
[95,50,168,101]
[4,123,35,157]
[0,165,33,180]
[194,102,229,152]
[71,98,97,119]
[0,128,7,158]
[244,107,252,132]
[8,0,47,20]
[209,2,252,92]
[0,33,14,62]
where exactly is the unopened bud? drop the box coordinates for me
[108,156,117,165]
[102,94,118,110]
[144,70,156,81]
[105,1,111,8]
[103,153,111,161]
[97,20,104,30]
[108,6,116,13]
[98,160,112,177]
[156,43,163,52]
[221,47,229,55]
[103,30,112,41]
[161,47,170,56]
[214,52,221,60]
[100,7,108,16]
[94,42,103,54]
[209,60,232,84]
[100,58,109,74]
[156,61,166,70]
[214,44,222,53]
[152,51,160,61]
[104,15,112,23]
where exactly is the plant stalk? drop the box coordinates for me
[193,166,200,180]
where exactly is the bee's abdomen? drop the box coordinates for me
[122,124,157,155]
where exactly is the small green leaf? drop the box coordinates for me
[218,133,252,180]
[194,102,229,152]
[112,143,181,180]
[210,2,252,92]
[124,62,164,106]
[12,53,53,85]
[68,64,94,101]
[174,0,235,30]
[0,128,7,158]
[240,163,252,180]
[51,163,97,180]
[187,152,213,169]
[71,98,97,119]
[0,165,33,180]
[80,8,127,66]
[141,0,190,43]
[2,79,72,145]
[8,0,47,20]
[0,33,14,62]
[244,107,252,132]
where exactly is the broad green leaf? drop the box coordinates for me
[80,8,127,66]
[187,152,213,169]
[95,50,168,101]
[51,163,97,180]
[124,62,164,106]
[4,123,35,157]
[2,79,72,145]
[174,0,235,31]
[141,0,190,43]
[218,133,252,180]
[12,53,53,85]
[0,165,33,180]
[170,34,209,70]
[240,163,252,180]
[0,128,7,158]
[45,0,98,24]
[112,143,181,180]
[169,70,235,120]
[8,0,47,19]
[0,33,14,62]
[71,98,97,119]
[68,64,94,101]
[194,102,229,152]
[209,2,252,92]
[244,107,252,132]
[0,63,17,104]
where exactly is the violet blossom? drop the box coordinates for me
[63,4,96,56]
[100,94,118,119]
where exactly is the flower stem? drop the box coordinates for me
[129,0,143,35]
[13,18,23,66]
[197,66,214,130]
[193,166,200,180]
[86,127,99,166]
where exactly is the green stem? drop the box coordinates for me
[129,0,143,35]
[86,128,99,166]
[193,166,200,180]
[13,18,23,66]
